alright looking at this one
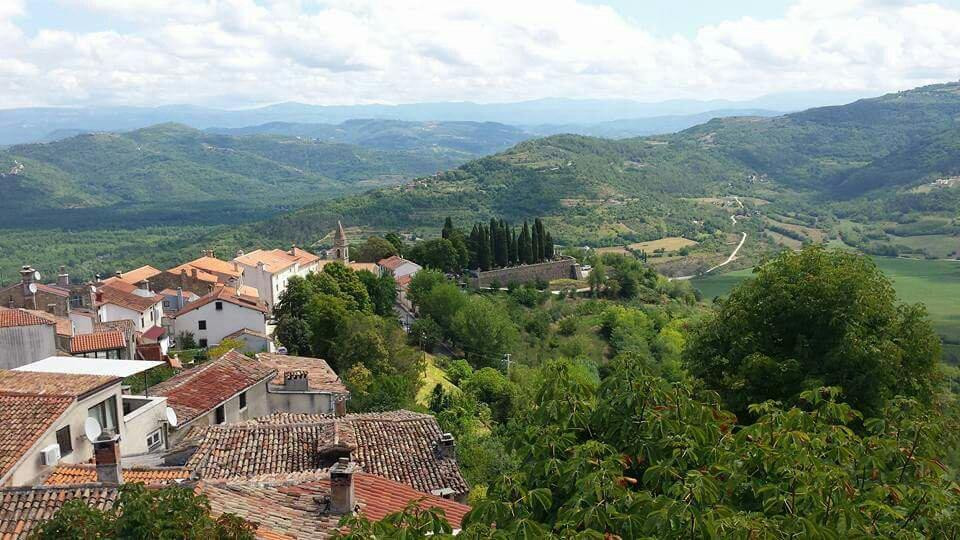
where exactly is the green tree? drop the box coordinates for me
[384,232,405,255]
[461,367,518,423]
[352,236,398,263]
[274,314,313,355]
[31,484,255,540]
[408,238,462,273]
[407,269,446,307]
[684,246,941,419]
[357,270,396,317]
[410,316,443,353]
[518,221,532,264]
[587,259,606,297]
[419,282,468,335]
[334,501,454,539]
[451,296,518,369]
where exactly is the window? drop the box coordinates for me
[164,300,171,308]
[215,301,223,311]
[199,338,208,348]
[56,426,73,456]
[239,391,247,410]
[88,396,118,434]
[140,317,145,328]
[150,310,155,321]
[198,320,207,330]
[146,429,163,451]
[214,405,225,424]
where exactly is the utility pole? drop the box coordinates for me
[502,353,512,374]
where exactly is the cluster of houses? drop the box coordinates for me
[0,223,444,538]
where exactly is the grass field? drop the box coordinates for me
[692,257,960,342]
[416,353,459,406]
[597,237,697,255]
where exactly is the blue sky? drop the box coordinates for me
[2,1,960,107]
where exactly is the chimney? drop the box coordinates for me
[57,266,69,287]
[437,432,456,459]
[115,270,122,279]
[191,268,198,280]
[141,279,150,293]
[283,370,309,392]
[20,265,34,296]
[334,395,347,417]
[329,457,358,514]
[176,287,184,310]
[93,434,124,484]
[236,249,244,257]
[289,243,296,256]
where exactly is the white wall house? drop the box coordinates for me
[378,255,422,281]
[1,361,170,487]
[233,247,321,311]
[172,287,269,349]
[96,282,164,333]
[0,309,57,369]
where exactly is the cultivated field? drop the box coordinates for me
[692,257,960,344]
[596,236,697,255]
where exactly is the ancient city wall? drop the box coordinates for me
[470,257,582,288]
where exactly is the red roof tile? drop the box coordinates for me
[180,411,468,497]
[172,286,268,317]
[0,394,72,481]
[0,308,54,329]
[117,265,162,284]
[0,485,119,538]
[70,329,127,354]
[149,350,276,425]
[255,353,348,394]
[97,283,163,312]
[22,309,73,336]
[142,326,166,340]
[200,471,470,538]
[43,465,189,486]
[0,370,118,398]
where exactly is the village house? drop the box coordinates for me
[233,246,321,311]
[158,287,199,314]
[95,279,164,333]
[170,286,270,349]
[254,352,350,415]
[169,410,469,501]
[0,308,58,369]
[0,359,170,487]
[223,328,273,353]
[378,255,422,312]
[0,266,71,317]
[112,265,162,289]
[149,350,277,444]
[22,308,75,351]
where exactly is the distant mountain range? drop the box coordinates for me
[0,90,871,146]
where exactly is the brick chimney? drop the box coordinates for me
[57,266,69,287]
[283,370,309,391]
[93,434,124,484]
[329,457,358,514]
[20,265,34,295]
[115,270,122,279]
[437,432,456,459]
[334,395,347,417]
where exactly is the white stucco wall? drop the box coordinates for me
[121,395,169,456]
[166,379,271,445]
[173,301,267,348]
[238,260,319,311]
[0,324,57,369]
[98,301,162,332]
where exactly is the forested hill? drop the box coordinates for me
[242,81,960,249]
[0,123,468,228]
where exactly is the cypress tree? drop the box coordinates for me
[479,224,492,271]
[495,219,509,267]
[519,221,532,264]
[508,225,518,265]
[442,217,454,240]
[545,232,554,260]
[533,218,545,262]
[468,224,480,269]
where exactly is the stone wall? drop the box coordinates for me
[470,257,582,288]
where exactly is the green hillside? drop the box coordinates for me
[0,123,465,228]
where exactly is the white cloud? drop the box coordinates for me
[2,0,960,107]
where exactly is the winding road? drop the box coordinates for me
[670,196,747,281]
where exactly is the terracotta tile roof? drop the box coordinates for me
[255,353,348,394]
[136,343,164,362]
[94,319,135,335]
[348,262,379,274]
[118,265,162,284]
[159,288,199,300]
[0,394,72,481]
[225,328,271,341]
[0,370,118,398]
[377,255,408,271]
[22,309,73,336]
[35,283,69,297]
[172,286,269,317]
[43,465,189,486]
[179,411,468,497]
[234,249,296,273]
[97,282,163,313]
[70,329,126,354]
[0,484,119,539]
[142,326,166,341]
[200,471,470,538]
[0,308,54,329]
[148,350,276,426]
[170,257,242,280]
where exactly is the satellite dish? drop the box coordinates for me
[28,283,37,294]
[84,417,102,443]
[165,407,179,428]
[33,270,41,281]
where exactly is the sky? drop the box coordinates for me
[2,0,960,108]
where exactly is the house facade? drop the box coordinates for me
[95,281,164,333]
[171,287,269,349]
[0,309,57,369]
[233,246,321,311]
